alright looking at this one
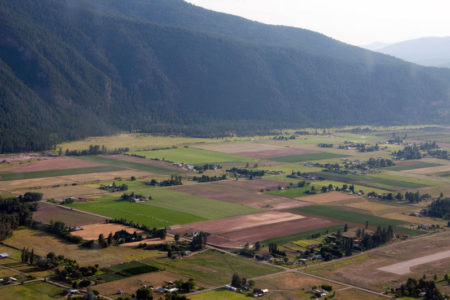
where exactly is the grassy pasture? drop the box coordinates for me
[131,147,254,165]
[294,205,420,235]
[386,162,442,171]
[145,250,281,286]
[142,188,260,220]
[66,194,205,228]
[0,165,123,181]
[79,155,179,174]
[268,152,348,162]
[0,281,64,300]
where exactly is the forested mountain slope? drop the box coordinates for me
[1,0,450,152]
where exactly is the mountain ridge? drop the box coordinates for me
[1,0,450,152]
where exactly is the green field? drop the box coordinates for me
[268,152,348,163]
[79,155,180,174]
[0,166,124,181]
[66,194,205,228]
[386,162,442,171]
[294,205,420,235]
[315,172,430,190]
[266,186,311,198]
[131,147,254,165]
[0,281,64,300]
[262,225,345,245]
[142,188,260,220]
[145,250,281,286]
[191,289,249,300]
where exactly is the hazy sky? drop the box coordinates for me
[187,0,450,46]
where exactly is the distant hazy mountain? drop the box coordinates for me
[362,42,390,51]
[375,37,450,68]
[1,0,450,152]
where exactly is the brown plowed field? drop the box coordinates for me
[102,154,184,172]
[169,212,334,248]
[2,157,103,173]
[34,202,107,226]
[172,181,307,209]
[297,191,360,204]
[71,223,142,240]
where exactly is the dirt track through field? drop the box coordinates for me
[378,250,450,275]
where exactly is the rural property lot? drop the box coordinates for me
[378,250,450,275]
[173,181,307,209]
[0,156,103,172]
[34,202,107,226]
[305,231,450,292]
[71,223,142,240]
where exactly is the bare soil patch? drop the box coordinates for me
[297,192,360,204]
[2,157,103,173]
[102,154,184,172]
[71,223,142,240]
[378,250,450,275]
[34,202,107,226]
[173,181,307,209]
[170,212,334,248]
[170,212,304,235]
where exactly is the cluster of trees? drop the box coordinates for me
[194,163,222,172]
[121,192,150,201]
[100,182,128,192]
[227,168,265,179]
[92,230,144,249]
[106,219,167,239]
[145,175,182,187]
[64,145,129,156]
[428,149,449,160]
[192,174,227,182]
[393,145,422,160]
[394,278,445,300]
[0,195,38,241]
[46,221,82,244]
[423,198,450,219]
[318,143,333,148]
[368,191,431,203]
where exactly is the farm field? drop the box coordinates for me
[141,188,261,220]
[173,181,306,209]
[0,281,64,300]
[34,202,107,226]
[65,194,205,228]
[268,152,348,162]
[145,250,282,287]
[304,231,450,292]
[386,161,442,171]
[3,228,165,266]
[131,147,254,165]
[78,155,180,174]
[0,165,124,181]
[293,205,421,235]
[0,156,103,173]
